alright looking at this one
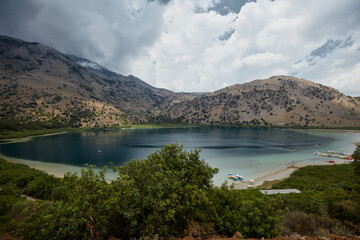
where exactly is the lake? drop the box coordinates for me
[0,127,359,185]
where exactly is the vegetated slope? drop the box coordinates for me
[0,35,194,127]
[1,35,359,128]
[162,76,360,127]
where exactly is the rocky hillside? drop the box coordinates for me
[161,76,360,127]
[0,35,194,127]
[1,35,359,128]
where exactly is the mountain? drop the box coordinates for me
[0,35,194,127]
[161,76,360,127]
[1,35,359,128]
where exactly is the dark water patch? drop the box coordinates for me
[0,127,333,168]
[200,145,264,149]
[123,144,165,148]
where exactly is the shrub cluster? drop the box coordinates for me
[0,144,359,239]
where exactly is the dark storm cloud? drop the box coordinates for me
[0,0,42,37]
[194,0,255,15]
[310,39,342,59]
[218,28,235,41]
[340,36,354,48]
[148,0,171,5]
[1,0,360,95]
[0,0,166,73]
[209,0,256,15]
[305,36,354,65]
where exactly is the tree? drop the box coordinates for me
[115,143,219,237]
[353,145,360,177]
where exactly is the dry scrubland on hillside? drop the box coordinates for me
[163,76,360,127]
[1,35,360,129]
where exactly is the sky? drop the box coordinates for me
[1,0,360,95]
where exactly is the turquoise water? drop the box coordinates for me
[0,127,358,185]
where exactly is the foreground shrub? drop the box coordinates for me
[9,144,219,239]
[206,187,283,238]
[0,158,61,200]
[112,143,219,238]
[272,164,357,191]
[283,210,355,237]
[2,145,360,239]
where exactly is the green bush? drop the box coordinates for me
[0,187,23,216]
[206,187,283,238]
[112,143,219,238]
[272,164,357,191]
[276,190,324,214]
[323,188,360,223]
[282,210,354,237]
[0,158,62,200]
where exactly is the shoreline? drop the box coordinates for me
[0,154,75,178]
[0,128,358,188]
[0,125,191,143]
[0,154,119,180]
[232,159,353,189]
[1,125,360,142]
[0,131,71,144]
[1,153,354,189]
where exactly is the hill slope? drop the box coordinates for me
[0,35,194,127]
[1,35,359,128]
[161,76,360,127]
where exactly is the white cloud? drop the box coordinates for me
[125,0,360,95]
[77,61,102,70]
[242,53,287,67]
[1,0,359,95]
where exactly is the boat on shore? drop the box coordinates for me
[227,173,244,181]
[314,151,353,161]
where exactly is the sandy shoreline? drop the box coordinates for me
[232,159,353,189]
[0,131,70,144]
[0,153,119,180]
[1,154,72,178]
[1,153,353,189]
[230,132,360,189]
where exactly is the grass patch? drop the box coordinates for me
[126,123,193,129]
[257,179,283,189]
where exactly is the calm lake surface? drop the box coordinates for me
[0,127,359,185]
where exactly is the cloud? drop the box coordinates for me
[304,36,354,65]
[128,0,360,95]
[310,39,343,59]
[218,28,235,41]
[148,0,171,4]
[0,0,167,73]
[0,0,360,96]
[208,0,256,15]
[242,53,287,67]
